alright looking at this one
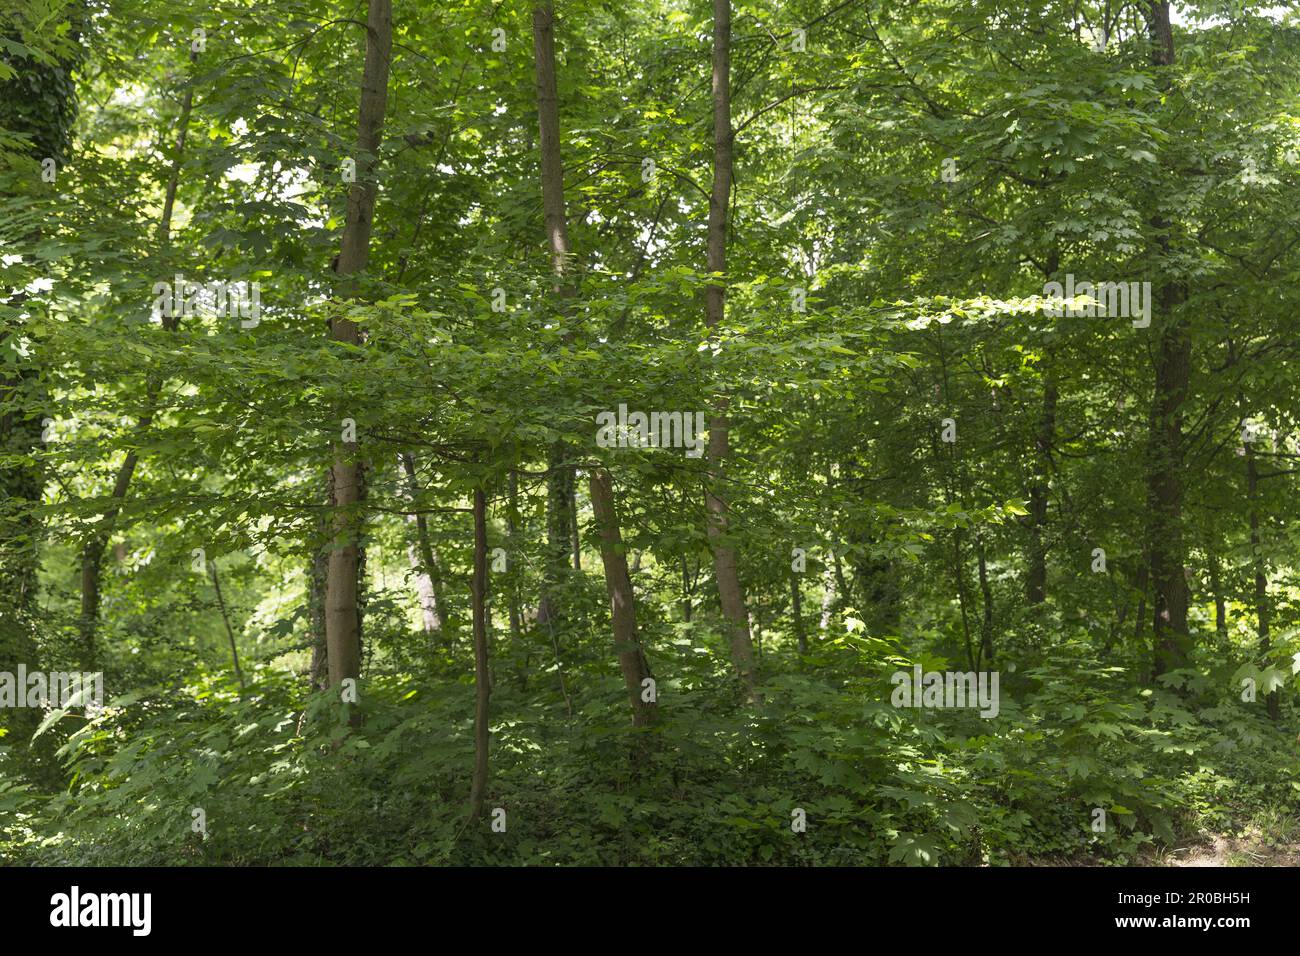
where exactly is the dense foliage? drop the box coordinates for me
[2,0,1298,866]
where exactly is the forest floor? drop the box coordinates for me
[1022,837,1299,866]
[1153,807,1300,866]
[1156,832,1300,867]
[1020,811,1300,867]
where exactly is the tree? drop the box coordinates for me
[702,0,758,702]
[324,0,392,694]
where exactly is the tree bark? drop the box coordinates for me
[306,468,332,692]
[308,542,330,691]
[530,2,654,725]
[1143,0,1191,678]
[1206,548,1227,640]
[1025,374,1057,604]
[681,557,693,623]
[0,21,81,787]
[819,558,836,631]
[589,468,657,726]
[532,3,576,631]
[791,574,807,654]
[400,453,445,639]
[1145,310,1191,677]
[0,305,54,783]
[506,470,523,642]
[976,531,995,665]
[702,0,759,702]
[570,480,582,570]
[1133,555,1149,643]
[325,0,392,691]
[467,487,491,821]
[1245,438,1279,719]
[209,561,246,692]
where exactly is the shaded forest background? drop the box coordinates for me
[2,0,1299,866]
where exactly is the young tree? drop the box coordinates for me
[324,0,392,693]
[702,0,758,702]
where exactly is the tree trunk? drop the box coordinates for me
[1245,439,1279,719]
[325,0,392,691]
[467,487,491,821]
[1132,556,1150,652]
[952,530,977,671]
[831,547,850,615]
[506,470,523,642]
[819,559,836,631]
[1145,312,1191,677]
[589,468,657,727]
[681,557,693,623]
[530,1,653,724]
[209,561,246,692]
[539,453,573,628]
[701,0,759,702]
[976,531,995,665]
[1206,548,1227,640]
[570,480,582,570]
[0,307,55,785]
[532,3,576,632]
[308,544,330,691]
[400,453,445,639]
[1025,374,1057,604]
[306,469,332,692]
[1143,1,1191,678]
[0,25,81,787]
[791,574,807,654]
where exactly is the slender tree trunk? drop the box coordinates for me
[1145,312,1191,677]
[976,532,995,665]
[307,470,332,692]
[506,470,523,642]
[209,562,246,692]
[79,448,140,668]
[1026,373,1057,604]
[819,559,836,631]
[405,537,442,636]
[467,487,490,821]
[1245,439,1279,719]
[400,453,445,639]
[1133,556,1149,642]
[540,447,573,627]
[589,468,657,726]
[791,574,807,654]
[702,0,759,702]
[308,547,330,690]
[1143,0,1191,679]
[1026,252,1060,605]
[1109,560,1129,655]
[533,2,569,284]
[1206,548,1227,640]
[530,2,652,723]
[570,480,581,570]
[530,2,576,632]
[325,0,391,692]
[831,548,850,614]
[681,557,693,623]
[952,530,977,671]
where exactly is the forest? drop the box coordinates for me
[1,0,1298,870]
